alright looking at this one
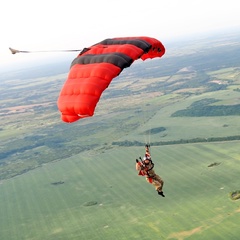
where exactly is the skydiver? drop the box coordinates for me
[136,144,165,197]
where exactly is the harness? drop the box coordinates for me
[137,159,155,177]
[136,145,155,181]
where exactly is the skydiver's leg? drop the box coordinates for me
[146,175,165,196]
[152,175,164,192]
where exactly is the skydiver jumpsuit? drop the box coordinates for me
[136,159,164,193]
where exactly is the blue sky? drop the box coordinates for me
[1,0,240,68]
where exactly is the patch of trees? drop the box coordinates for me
[0,143,98,180]
[208,162,221,167]
[230,190,240,200]
[207,83,227,92]
[171,98,240,117]
[84,201,98,207]
[112,135,240,147]
[233,88,240,92]
[112,140,143,147]
[0,165,38,180]
[51,181,64,185]
[0,142,44,160]
[142,127,166,135]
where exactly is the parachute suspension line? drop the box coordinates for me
[9,47,81,54]
[146,108,152,146]
[135,93,146,145]
[147,120,152,146]
[140,92,152,146]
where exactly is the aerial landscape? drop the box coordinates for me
[0,29,240,239]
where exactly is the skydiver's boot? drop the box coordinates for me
[157,190,165,197]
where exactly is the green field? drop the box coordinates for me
[0,32,240,239]
[0,143,239,240]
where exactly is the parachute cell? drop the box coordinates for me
[57,37,165,123]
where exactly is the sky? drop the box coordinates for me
[1,0,240,68]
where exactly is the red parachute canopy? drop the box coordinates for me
[57,37,165,123]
